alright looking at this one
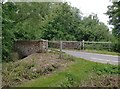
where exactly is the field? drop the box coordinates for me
[2,50,119,88]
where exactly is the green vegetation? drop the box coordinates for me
[20,55,119,87]
[84,43,111,51]
[2,48,119,87]
[106,1,120,38]
[2,1,120,88]
[3,61,36,86]
[2,2,113,61]
[50,48,120,56]
[2,52,74,87]
[111,38,120,53]
[106,1,120,52]
[83,49,120,56]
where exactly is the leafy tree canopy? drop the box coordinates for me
[2,2,112,60]
[106,1,120,37]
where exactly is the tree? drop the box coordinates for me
[76,14,110,41]
[106,1,120,37]
[106,1,120,52]
[2,2,52,60]
[42,3,82,41]
[2,2,112,60]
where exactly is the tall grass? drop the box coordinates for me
[20,56,119,87]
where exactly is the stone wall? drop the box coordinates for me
[14,40,48,58]
[48,41,60,49]
[49,41,82,49]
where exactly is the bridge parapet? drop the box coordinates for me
[14,39,48,58]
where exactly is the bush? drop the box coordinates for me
[111,37,120,53]
[93,63,119,75]
[60,73,78,87]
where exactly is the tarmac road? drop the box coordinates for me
[63,50,119,65]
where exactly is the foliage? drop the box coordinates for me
[106,1,120,37]
[20,55,119,87]
[78,15,111,41]
[2,2,52,60]
[111,37,120,52]
[2,2,112,60]
[84,49,119,56]
[84,43,110,51]
[106,1,120,52]
[60,73,78,87]
[2,52,74,87]
[93,63,119,75]
[2,60,36,86]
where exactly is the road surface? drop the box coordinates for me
[62,50,119,65]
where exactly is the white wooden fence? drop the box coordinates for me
[49,40,112,51]
[49,40,112,59]
[82,40,112,51]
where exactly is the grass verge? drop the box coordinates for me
[82,49,120,56]
[20,54,119,87]
[49,48,120,56]
[2,52,74,87]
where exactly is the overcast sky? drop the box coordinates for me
[65,0,113,29]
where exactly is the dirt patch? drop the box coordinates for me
[2,52,74,87]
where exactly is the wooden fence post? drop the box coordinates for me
[79,41,82,50]
[108,42,111,51]
[59,41,62,59]
[82,40,85,50]
[46,40,48,52]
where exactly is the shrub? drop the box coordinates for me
[111,37,120,53]
[60,73,78,87]
[93,63,119,75]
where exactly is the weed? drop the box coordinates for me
[20,56,119,87]
[62,54,75,61]
[2,61,36,86]
[93,63,119,75]
[60,72,78,87]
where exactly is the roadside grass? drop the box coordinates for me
[49,48,120,56]
[20,55,119,87]
[3,49,119,87]
[79,73,119,87]
[81,49,120,56]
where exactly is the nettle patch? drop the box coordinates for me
[2,52,74,87]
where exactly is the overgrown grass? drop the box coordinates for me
[49,48,120,56]
[83,49,120,56]
[20,55,119,87]
[2,52,74,87]
[2,60,37,86]
[3,49,119,87]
